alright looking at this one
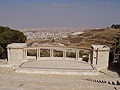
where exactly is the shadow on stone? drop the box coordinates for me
[116,81,120,85]
[108,81,111,84]
[112,81,115,85]
[99,80,101,83]
[104,81,107,83]
[102,80,104,83]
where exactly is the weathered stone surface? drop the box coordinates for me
[91,45,110,70]
[7,43,110,72]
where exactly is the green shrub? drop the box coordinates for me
[0,26,27,58]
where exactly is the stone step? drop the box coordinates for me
[15,67,99,75]
[85,78,120,86]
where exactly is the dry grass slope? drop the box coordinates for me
[53,28,120,48]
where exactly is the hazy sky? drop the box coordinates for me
[0,0,120,29]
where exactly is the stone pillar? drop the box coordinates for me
[88,54,91,63]
[38,49,41,57]
[50,49,54,57]
[7,43,27,65]
[76,50,79,60]
[23,49,27,60]
[63,50,67,58]
[23,49,25,60]
[7,48,11,61]
[37,49,41,60]
[96,48,99,65]
[37,49,38,60]
[91,45,110,70]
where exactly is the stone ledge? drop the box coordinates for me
[15,67,99,75]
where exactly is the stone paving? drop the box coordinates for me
[15,60,98,75]
[0,67,120,90]
[0,60,120,90]
[20,60,94,70]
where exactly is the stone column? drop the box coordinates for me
[7,48,11,61]
[37,49,38,59]
[37,49,41,60]
[88,54,91,63]
[76,50,79,60]
[26,49,27,60]
[38,49,41,57]
[63,50,67,58]
[23,49,27,60]
[96,48,99,65]
[50,49,54,57]
[23,49,25,60]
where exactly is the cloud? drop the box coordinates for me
[52,3,68,7]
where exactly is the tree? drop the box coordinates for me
[0,46,4,58]
[0,26,27,58]
[110,32,120,69]
[111,24,120,29]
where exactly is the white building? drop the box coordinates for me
[91,45,110,70]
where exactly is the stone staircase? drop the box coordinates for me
[85,78,120,86]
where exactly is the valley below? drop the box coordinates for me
[22,27,120,49]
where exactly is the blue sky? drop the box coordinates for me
[0,0,120,29]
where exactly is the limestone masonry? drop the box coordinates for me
[7,43,110,71]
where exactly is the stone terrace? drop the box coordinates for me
[15,60,98,75]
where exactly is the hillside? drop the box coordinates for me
[49,28,120,49]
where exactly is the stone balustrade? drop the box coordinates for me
[7,43,110,70]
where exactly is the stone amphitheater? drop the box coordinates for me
[0,43,120,90]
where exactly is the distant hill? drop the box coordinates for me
[50,28,120,48]
[21,27,83,33]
